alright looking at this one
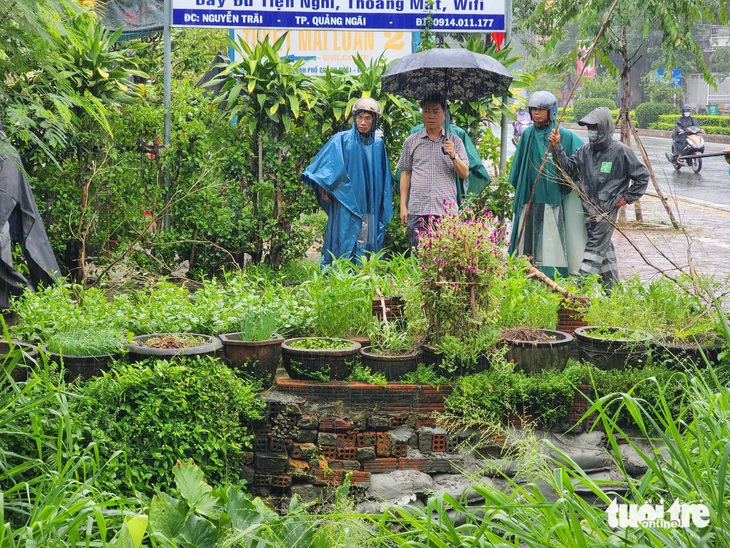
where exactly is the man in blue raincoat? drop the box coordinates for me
[302,97,393,267]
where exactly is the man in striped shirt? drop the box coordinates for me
[397,91,469,252]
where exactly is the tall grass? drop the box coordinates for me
[369,306,730,546]
[1,355,141,546]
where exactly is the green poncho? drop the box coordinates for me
[508,122,586,279]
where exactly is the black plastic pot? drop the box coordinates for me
[42,347,118,381]
[360,346,420,381]
[574,326,652,370]
[421,344,490,376]
[219,332,283,387]
[501,329,573,373]
[652,337,725,367]
[125,333,222,362]
[1,340,39,381]
[281,337,360,381]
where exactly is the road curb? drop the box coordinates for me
[562,123,730,145]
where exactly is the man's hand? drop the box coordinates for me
[318,187,331,203]
[548,128,561,147]
[616,197,628,208]
[443,139,457,159]
[400,205,408,225]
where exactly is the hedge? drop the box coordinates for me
[635,102,678,129]
[651,114,730,135]
[572,98,616,123]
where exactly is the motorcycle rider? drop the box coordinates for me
[512,105,532,144]
[668,104,701,163]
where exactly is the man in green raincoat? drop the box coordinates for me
[508,91,587,279]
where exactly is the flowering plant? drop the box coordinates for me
[416,206,508,369]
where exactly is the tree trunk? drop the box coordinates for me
[75,144,88,284]
[619,26,643,223]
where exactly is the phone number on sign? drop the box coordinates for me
[415,17,496,28]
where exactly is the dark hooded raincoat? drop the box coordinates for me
[302,121,393,267]
[551,107,649,288]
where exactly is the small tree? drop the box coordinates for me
[214,34,314,268]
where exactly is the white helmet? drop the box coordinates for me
[353,97,381,117]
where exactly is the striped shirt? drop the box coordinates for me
[397,128,466,216]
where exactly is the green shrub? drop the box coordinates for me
[572,98,616,123]
[73,356,264,495]
[635,102,678,129]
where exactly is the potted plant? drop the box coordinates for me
[360,319,420,381]
[218,307,283,387]
[415,207,507,375]
[125,333,222,362]
[573,326,653,370]
[496,257,572,372]
[42,326,125,381]
[281,337,361,381]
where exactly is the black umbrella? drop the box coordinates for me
[381,48,513,102]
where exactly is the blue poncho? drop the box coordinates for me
[302,123,393,267]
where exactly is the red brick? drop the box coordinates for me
[416,418,437,428]
[271,475,292,488]
[348,470,372,484]
[320,417,354,432]
[357,432,376,447]
[362,458,398,473]
[336,433,356,447]
[375,432,391,456]
[392,441,408,458]
[320,445,338,460]
[337,447,357,460]
[432,434,447,453]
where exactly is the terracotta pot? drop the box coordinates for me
[574,326,652,370]
[219,332,283,387]
[281,337,360,381]
[360,346,420,381]
[501,328,573,373]
[556,305,589,335]
[125,333,222,362]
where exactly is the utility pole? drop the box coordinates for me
[499,0,513,175]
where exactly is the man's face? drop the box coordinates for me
[355,112,374,135]
[530,107,550,127]
[422,102,446,131]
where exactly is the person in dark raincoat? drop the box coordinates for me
[508,91,586,279]
[0,119,60,310]
[549,106,649,288]
[668,104,701,163]
[302,97,393,267]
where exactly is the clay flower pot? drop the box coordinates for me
[281,337,360,381]
[219,332,283,387]
[360,346,420,381]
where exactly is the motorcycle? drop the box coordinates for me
[512,109,533,146]
[665,126,705,173]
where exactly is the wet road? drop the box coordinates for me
[505,127,730,207]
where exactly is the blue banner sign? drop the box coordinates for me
[172,0,506,32]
